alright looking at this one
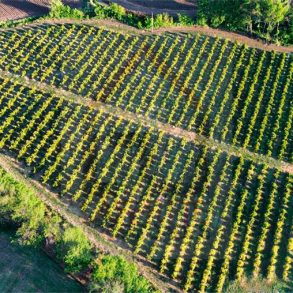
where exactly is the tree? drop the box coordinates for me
[196,0,292,44]
[243,0,290,37]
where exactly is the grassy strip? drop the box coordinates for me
[0,231,84,292]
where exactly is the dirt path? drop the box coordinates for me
[22,18,293,53]
[97,0,196,17]
[0,152,181,293]
[1,69,292,175]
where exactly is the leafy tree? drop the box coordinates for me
[243,0,290,37]
[196,0,292,44]
[50,0,84,19]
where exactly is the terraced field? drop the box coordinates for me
[1,24,291,162]
[0,23,292,292]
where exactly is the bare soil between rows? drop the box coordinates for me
[1,68,292,175]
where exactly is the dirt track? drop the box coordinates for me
[101,0,196,16]
[0,0,82,21]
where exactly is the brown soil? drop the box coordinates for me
[101,0,196,16]
[0,0,82,21]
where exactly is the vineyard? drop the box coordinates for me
[0,24,291,162]
[0,23,292,292]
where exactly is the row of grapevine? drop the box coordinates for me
[0,46,292,293]
[1,24,291,162]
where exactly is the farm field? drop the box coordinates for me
[0,22,292,292]
[0,24,291,163]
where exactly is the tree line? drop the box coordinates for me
[196,0,293,44]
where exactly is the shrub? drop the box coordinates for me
[57,227,93,273]
[153,13,174,28]
[108,3,126,21]
[50,0,84,19]
[94,5,106,19]
[91,255,153,293]
[177,13,194,26]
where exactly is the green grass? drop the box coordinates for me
[0,230,84,293]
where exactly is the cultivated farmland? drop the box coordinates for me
[0,23,292,292]
[0,24,292,162]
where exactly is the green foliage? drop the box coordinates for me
[177,14,194,26]
[0,172,62,245]
[94,5,106,19]
[0,17,38,29]
[92,1,194,29]
[91,255,153,293]
[196,0,293,44]
[143,13,173,28]
[0,170,46,245]
[108,3,127,21]
[57,227,93,273]
[153,13,174,28]
[50,0,84,19]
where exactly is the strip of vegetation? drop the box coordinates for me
[0,17,39,29]
[50,0,193,28]
[224,276,288,293]
[1,0,291,45]
[0,166,156,293]
[50,0,292,44]
[196,0,293,45]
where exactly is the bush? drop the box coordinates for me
[108,3,126,21]
[153,13,174,28]
[91,255,153,293]
[177,14,195,26]
[94,5,106,19]
[50,0,84,19]
[92,1,178,30]
[57,227,93,273]
[196,0,293,45]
